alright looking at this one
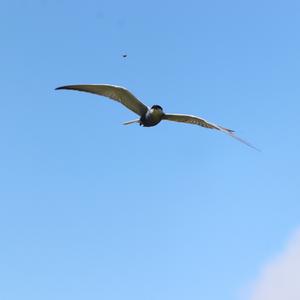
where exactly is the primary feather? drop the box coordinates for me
[55,84,148,116]
[163,113,259,151]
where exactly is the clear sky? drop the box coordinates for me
[1,1,300,299]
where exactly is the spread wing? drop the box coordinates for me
[55,84,149,116]
[162,113,259,150]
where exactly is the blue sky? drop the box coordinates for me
[1,1,300,299]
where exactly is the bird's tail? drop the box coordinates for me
[123,119,140,125]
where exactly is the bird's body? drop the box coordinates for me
[55,84,258,150]
[140,105,164,127]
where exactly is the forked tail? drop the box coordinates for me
[123,119,140,125]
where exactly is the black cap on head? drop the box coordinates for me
[151,105,163,110]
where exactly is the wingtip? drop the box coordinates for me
[228,132,261,152]
[55,86,64,90]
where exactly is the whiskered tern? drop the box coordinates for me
[55,84,257,150]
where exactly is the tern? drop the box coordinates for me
[55,84,257,150]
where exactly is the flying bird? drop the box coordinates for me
[55,84,258,150]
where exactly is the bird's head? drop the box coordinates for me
[151,105,163,112]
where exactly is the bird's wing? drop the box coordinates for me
[55,84,149,116]
[162,113,259,150]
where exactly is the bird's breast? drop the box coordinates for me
[141,109,163,127]
[149,109,163,122]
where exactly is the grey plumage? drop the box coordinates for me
[55,84,148,116]
[55,84,258,150]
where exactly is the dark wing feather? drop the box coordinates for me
[162,113,259,151]
[55,84,148,116]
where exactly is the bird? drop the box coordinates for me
[55,84,258,150]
